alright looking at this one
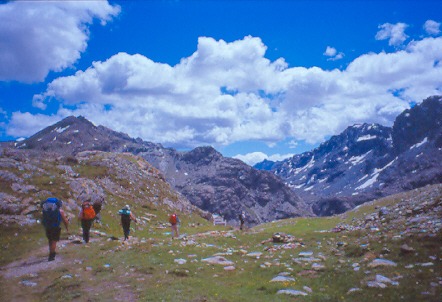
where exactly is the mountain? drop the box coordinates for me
[8,116,311,225]
[255,95,442,216]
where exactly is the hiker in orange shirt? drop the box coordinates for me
[78,200,96,244]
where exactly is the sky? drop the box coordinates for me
[0,0,441,166]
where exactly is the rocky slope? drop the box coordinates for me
[0,147,204,226]
[6,116,311,225]
[256,96,442,216]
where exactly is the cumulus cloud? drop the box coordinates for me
[424,20,441,35]
[375,22,409,46]
[6,33,442,152]
[0,1,120,83]
[233,152,294,166]
[323,46,344,61]
[7,112,64,137]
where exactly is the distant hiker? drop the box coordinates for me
[41,197,69,261]
[78,200,96,244]
[92,199,103,223]
[239,211,246,230]
[169,213,180,238]
[118,205,137,241]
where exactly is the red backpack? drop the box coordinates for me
[169,214,177,224]
[82,201,96,220]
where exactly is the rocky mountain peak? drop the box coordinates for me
[181,146,223,165]
[392,95,442,154]
[257,95,442,216]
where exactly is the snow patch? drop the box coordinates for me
[54,125,70,133]
[356,158,396,190]
[357,134,377,142]
[291,157,315,175]
[348,151,371,165]
[410,137,428,150]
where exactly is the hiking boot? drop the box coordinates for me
[48,252,56,261]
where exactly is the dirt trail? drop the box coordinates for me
[0,239,71,279]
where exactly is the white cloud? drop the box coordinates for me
[0,1,120,83]
[424,20,441,35]
[375,22,409,46]
[323,46,344,61]
[233,152,293,166]
[324,46,337,57]
[7,112,64,137]
[7,34,442,151]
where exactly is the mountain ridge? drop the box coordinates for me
[255,95,442,215]
[8,116,311,225]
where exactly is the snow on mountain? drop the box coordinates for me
[256,95,442,216]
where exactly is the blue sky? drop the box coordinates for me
[1,1,441,165]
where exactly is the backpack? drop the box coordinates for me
[119,208,131,223]
[239,212,245,222]
[92,201,102,215]
[169,214,177,224]
[82,201,96,220]
[42,198,62,228]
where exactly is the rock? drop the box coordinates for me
[173,258,187,264]
[375,274,399,286]
[245,252,262,259]
[293,257,321,264]
[20,280,37,287]
[277,289,308,296]
[368,258,397,268]
[367,281,387,288]
[347,287,362,294]
[311,263,326,271]
[201,256,234,266]
[378,207,390,217]
[224,266,235,271]
[270,275,295,282]
[400,244,415,253]
[298,251,313,257]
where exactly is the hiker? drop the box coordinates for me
[41,197,69,261]
[78,200,96,244]
[118,205,137,241]
[239,211,246,230]
[169,213,180,238]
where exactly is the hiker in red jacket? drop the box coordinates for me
[169,213,180,238]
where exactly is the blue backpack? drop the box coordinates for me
[42,198,62,228]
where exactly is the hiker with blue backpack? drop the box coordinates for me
[41,197,69,261]
[118,205,137,241]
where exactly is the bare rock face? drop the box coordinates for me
[256,96,442,216]
[5,117,311,225]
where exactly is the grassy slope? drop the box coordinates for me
[1,186,441,302]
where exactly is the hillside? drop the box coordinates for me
[0,146,206,227]
[256,95,442,216]
[1,182,440,301]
